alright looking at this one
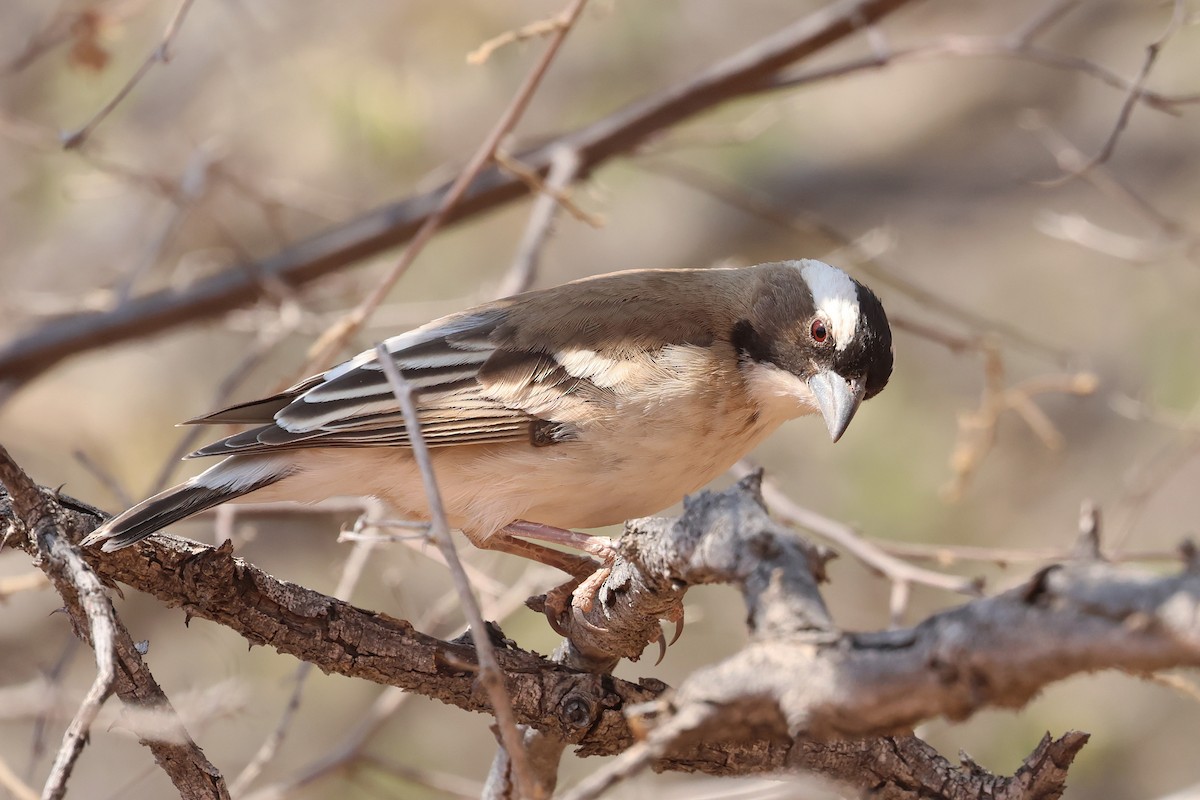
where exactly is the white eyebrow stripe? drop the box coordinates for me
[796,259,860,351]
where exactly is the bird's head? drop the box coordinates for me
[733,259,893,441]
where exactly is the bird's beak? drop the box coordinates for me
[807,370,866,443]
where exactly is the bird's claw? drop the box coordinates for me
[540,585,573,636]
[669,612,685,646]
[571,604,609,634]
[652,627,667,665]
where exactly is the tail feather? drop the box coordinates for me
[82,457,293,552]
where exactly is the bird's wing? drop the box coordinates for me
[185,268,745,458]
[186,306,615,457]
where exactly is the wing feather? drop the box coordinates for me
[186,306,599,458]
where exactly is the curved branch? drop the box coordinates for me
[0,446,228,800]
[5,462,1198,797]
[0,0,921,388]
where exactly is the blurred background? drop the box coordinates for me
[1,0,1198,797]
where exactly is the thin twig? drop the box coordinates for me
[0,571,49,600]
[495,146,586,298]
[732,462,982,598]
[636,158,1072,363]
[372,343,541,799]
[468,12,572,65]
[772,19,1195,117]
[942,349,1098,500]
[39,539,117,800]
[300,0,591,378]
[0,0,924,389]
[493,148,600,227]
[229,539,377,796]
[1022,112,1198,267]
[61,0,198,149]
[1043,0,1189,185]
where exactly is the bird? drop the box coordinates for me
[83,259,893,617]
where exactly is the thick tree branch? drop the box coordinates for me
[4,458,1199,797]
[0,445,228,800]
[0,0,921,389]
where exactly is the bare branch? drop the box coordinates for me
[0,0,923,390]
[299,0,591,378]
[495,146,588,299]
[6,465,1200,796]
[731,462,982,600]
[1043,0,1190,185]
[61,0,198,149]
[373,343,541,799]
[39,539,115,800]
[0,445,229,800]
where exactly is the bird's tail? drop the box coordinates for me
[82,455,295,552]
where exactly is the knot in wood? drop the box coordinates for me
[559,692,598,730]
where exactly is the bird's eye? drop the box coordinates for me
[810,319,828,343]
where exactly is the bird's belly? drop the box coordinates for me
[293,378,789,538]
[437,408,781,534]
[523,438,736,529]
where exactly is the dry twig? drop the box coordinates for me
[372,343,541,799]
[0,0,924,389]
[7,473,1200,796]
[1042,0,1190,185]
[495,147,589,298]
[0,447,229,799]
[942,348,1098,500]
[61,0,198,149]
[468,11,574,66]
[731,463,981,603]
[299,0,591,378]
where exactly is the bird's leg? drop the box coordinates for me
[458,524,610,635]
[503,520,617,561]
[503,521,618,616]
[462,526,600,579]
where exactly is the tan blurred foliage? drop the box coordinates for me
[1,1,1199,798]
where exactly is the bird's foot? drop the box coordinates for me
[504,520,617,563]
[570,564,613,614]
[540,563,615,636]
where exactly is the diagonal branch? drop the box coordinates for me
[300,0,591,376]
[0,445,229,800]
[6,460,1199,797]
[0,0,922,390]
[373,343,540,798]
